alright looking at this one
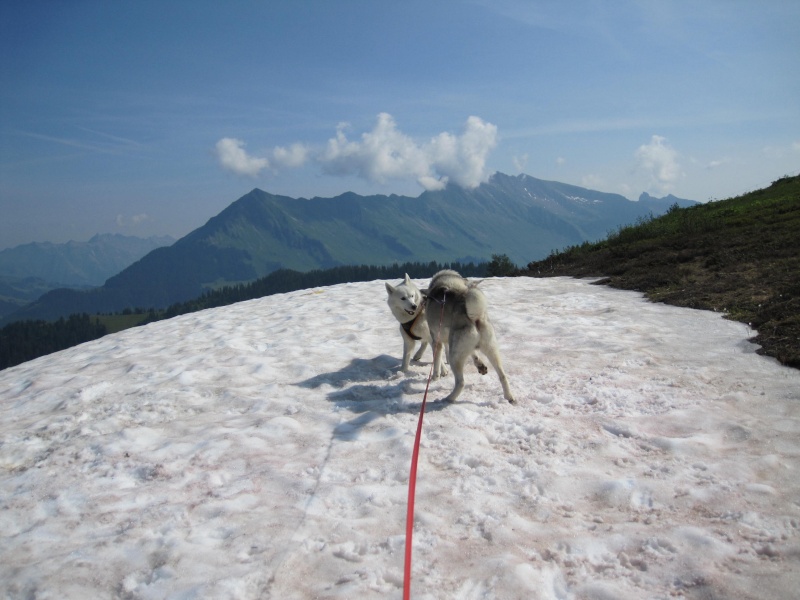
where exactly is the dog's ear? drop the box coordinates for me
[385,282,395,295]
[404,273,411,284]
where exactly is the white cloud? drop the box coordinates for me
[320,113,431,185]
[320,113,497,190]
[635,135,682,192]
[426,115,498,189]
[272,143,310,169]
[215,114,498,191]
[215,138,270,177]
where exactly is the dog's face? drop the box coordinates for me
[386,274,423,319]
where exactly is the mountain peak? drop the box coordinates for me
[638,191,698,207]
[4,174,699,323]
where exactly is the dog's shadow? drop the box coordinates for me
[296,354,453,440]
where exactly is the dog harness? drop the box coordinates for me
[401,299,426,340]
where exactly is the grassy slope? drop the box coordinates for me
[93,313,150,334]
[521,175,800,368]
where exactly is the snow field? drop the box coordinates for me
[1,277,799,599]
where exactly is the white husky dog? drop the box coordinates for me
[385,274,438,373]
[424,269,515,404]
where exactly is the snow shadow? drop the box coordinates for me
[297,354,452,438]
[298,354,400,391]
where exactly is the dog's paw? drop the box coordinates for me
[476,362,488,375]
[505,393,517,404]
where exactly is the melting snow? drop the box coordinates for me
[1,277,799,599]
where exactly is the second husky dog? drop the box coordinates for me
[385,274,437,372]
[424,269,515,404]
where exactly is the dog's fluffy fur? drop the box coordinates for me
[385,274,437,372]
[424,269,515,404]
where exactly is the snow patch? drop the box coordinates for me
[2,277,799,598]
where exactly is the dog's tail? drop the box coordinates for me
[422,284,450,305]
[465,287,488,324]
[425,279,487,324]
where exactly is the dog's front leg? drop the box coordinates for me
[401,329,416,372]
[412,341,428,363]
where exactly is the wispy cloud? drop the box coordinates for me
[116,213,151,228]
[15,129,140,155]
[512,153,529,172]
[502,116,659,140]
[706,158,729,170]
[215,113,498,191]
[761,141,800,159]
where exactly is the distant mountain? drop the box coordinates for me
[638,192,698,210]
[0,234,174,319]
[0,234,175,287]
[3,173,697,323]
[0,276,85,320]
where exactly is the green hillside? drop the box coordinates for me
[522,175,800,368]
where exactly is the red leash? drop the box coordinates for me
[403,364,432,600]
[403,295,445,599]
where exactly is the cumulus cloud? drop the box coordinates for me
[215,113,498,191]
[272,143,310,168]
[635,135,682,192]
[320,113,497,190]
[427,115,498,189]
[321,113,432,186]
[216,138,270,177]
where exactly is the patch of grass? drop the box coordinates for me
[93,313,151,334]
[521,175,800,369]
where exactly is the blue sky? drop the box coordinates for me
[1,0,798,248]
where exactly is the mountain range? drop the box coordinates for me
[0,234,174,319]
[2,173,696,323]
[0,233,175,286]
